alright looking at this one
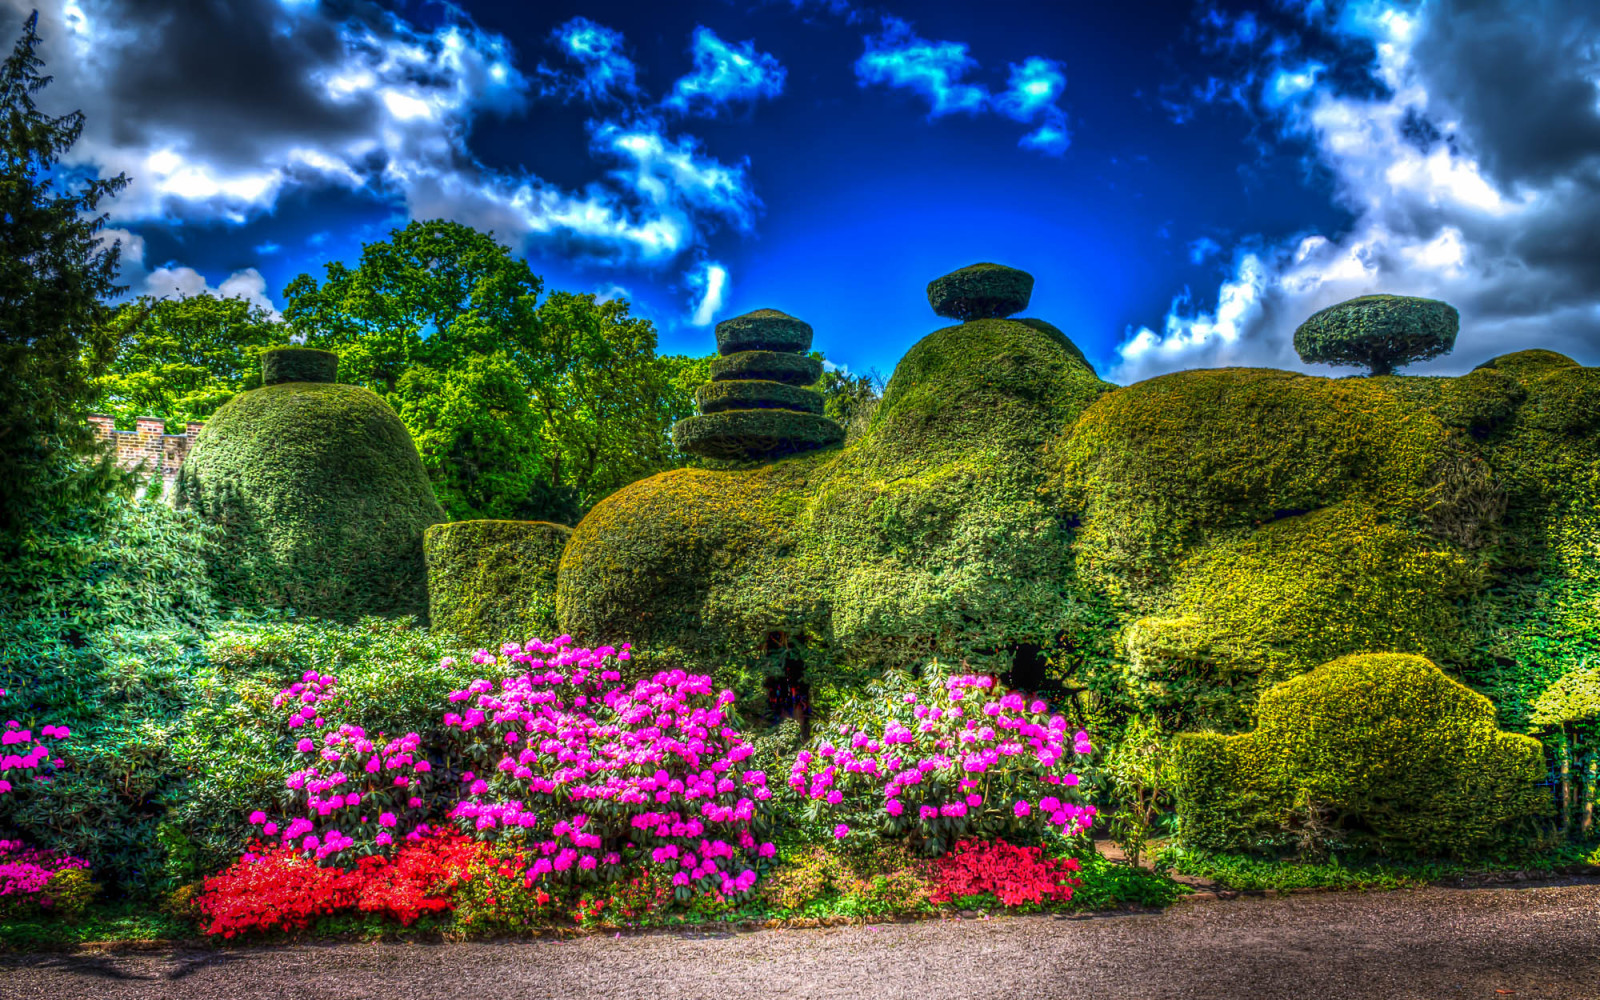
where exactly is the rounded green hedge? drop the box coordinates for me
[1293,294,1459,376]
[1170,653,1550,859]
[696,379,823,415]
[926,263,1034,321]
[425,519,571,646]
[709,351,824,386]
[714,309,814,355]
[672,409,844,461]
[262,347,338,385]
[177,381,444,619]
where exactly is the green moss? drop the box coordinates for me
[925,263,1034,321]
[424,519,571,646]
[1293,294,1459,376]
[672,409,844,461]
[1051,368,1449,597]
[709,351,824,386]
[261,347,338,386]
[1171,653,1551,859]
[714,309,814,355]
[695,379,824,415]
[178,381,444,619]
[1125,504,1478,730]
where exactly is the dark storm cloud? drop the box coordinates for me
[1410,0,1600,190]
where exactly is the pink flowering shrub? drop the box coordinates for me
[443,638,775,898]
[251,670,437,861]
[0,839,92,917]
[788,666,1096,854]
[0,687,70,798]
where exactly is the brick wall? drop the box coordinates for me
[88,415,204,499]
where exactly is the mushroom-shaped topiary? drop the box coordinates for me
[927,263,1034,321]
[1294,294,1459,376]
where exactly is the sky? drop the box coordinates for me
[13,0,1600,383]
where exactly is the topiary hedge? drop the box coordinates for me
[709,351,824,386]
[926,263,1034,321]
[671,409,844,461]
[1170,653,1551,859]
[178,381,444,620]
[424,519,571,647]
[695,379,824,415]
[1293,293,1459,376]
[261,347,338,386]
[714,309,814,355]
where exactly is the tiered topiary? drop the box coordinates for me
[424,519,571,646]
[672,309,843,461]
[178,348,444,620]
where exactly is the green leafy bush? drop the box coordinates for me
[1170,653,1551,859]
[424,519,570,646]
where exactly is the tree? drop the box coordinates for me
[815,362,885,441]
[0,12,128,535]
[1293,293,1459,376]
[92,294,285,430]
[285,220,696,520]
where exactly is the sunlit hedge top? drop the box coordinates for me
[714,309,814,356]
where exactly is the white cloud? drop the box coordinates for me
[688,261,730,326]
[1113,0,1600,383]
[663,26,786,117]
[537,17,641,104]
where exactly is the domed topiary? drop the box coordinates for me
[696,379,825,415]
[927,263,1034,321]
[425,519,571,646]
[671,409,844,461]
[709,351,824,386]
[714,309,814,355]
[1294,294,1459,376]
[262,347,339,386]
[178,361,444,620]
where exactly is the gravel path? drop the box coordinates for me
[5,880,1600,1000]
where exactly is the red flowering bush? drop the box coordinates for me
[930,839,1082,908]
[197,831,486,937]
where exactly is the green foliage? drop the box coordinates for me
[1170,653,1551,860]
[1100,716,1170,866]
[1124,503,1477,730]
[178,379,444,620]
[424,519,571,646]
[714,309,813,355]
[1293,293,1459,376]
[0,13,128,537]
[925,263,1034,321]
[709,350,822,385]
[562,314,1112,696]
[1532,663,1600,727]
[695,379,824,414]
[261,347,336,386]
[672,408,845,460]
[285,221,695,517]
[93,294,284,431]
[1058,847,1190,910]
[759,841,935,916]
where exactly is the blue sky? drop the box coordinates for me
[18,0,1600,381]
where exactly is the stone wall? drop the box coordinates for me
[88,415,204,498]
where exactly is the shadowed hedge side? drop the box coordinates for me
[425,519,571,646]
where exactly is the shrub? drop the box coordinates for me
[178,375,444,620]
[424,520,570,647]
[1293,293,1459,376]
[714,309,813,355]
[444,640,776,898]
[0,840,93,918]
[1170,653,1551,859]
[708,351,823,386]
[260,347,338,386]
[197,831,484,937]
[0,690,69,797]
[671,408,845,461]
[760,841,935,915]
[787,667,1096,855]
[926,263,1034,321]
[930,839,1081,908]
[695,379,824,415]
